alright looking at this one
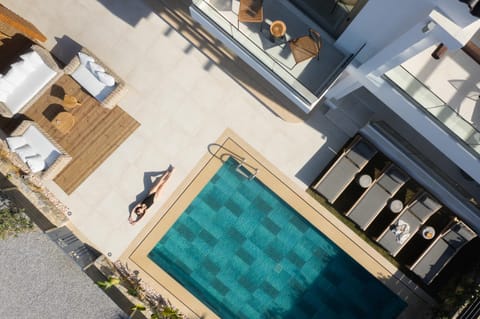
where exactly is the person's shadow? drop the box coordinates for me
[127,168,169,213]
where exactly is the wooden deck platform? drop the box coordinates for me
[1,75,140,194]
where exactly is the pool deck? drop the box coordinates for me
[2,0,434,317]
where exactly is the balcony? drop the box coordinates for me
[190,0,350,112]
[384,47,480,157]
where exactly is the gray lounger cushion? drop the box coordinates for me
[313,138,377,203]
[347,166,408,230]
[377,193,441,256]
[378,211,422,256]
[411,222,477,284]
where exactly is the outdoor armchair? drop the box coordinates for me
[64,46,127,109]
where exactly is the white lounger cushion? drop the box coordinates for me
[0,50,57,115]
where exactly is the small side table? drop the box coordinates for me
[357,174,372,188]
[389,200,404,213]
[52,112,75,134]
[270,20,287,39]
[422,226,436,240]
[63,95,81,110]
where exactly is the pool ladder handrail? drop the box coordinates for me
[236,158,258,180]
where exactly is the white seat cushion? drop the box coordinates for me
[71,64,115,102]
[22,125,61,168]
[6,136,27,150]
[4,61,56,114]
[15,144,37,162]
[26,154,46,173]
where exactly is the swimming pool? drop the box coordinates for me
[148,157,406,318]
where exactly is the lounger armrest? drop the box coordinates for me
[0,102,13,118]
[32,44,62,72]
[41,154,72,180]
[63,54,80,75]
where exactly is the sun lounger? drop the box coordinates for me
[377,193,442,256]
[346,165,409,230]
[313,136,377,203]
[410,221,477,284]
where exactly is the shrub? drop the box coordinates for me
[0,207,33,239]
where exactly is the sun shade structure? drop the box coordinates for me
[0,4,46,42]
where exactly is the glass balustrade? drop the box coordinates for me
[385,66,480,155]
[192,0,348,107]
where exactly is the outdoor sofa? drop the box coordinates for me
[64,46,127,109]
[0,45,63,117]
[410,220,477,284]
[313,136,377,203]
[376,192,442,256]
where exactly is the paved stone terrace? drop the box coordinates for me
[2,0,434,317]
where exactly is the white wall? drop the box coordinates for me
[335,0,435,63]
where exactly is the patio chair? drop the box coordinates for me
[313,136,377,204]
[2,120,71,180]
[410,220,477,285]
[237,0,263,26]
[346,164,409,230]
[288,29,322,68]
[376,192,442,256]
[64,46,127,109]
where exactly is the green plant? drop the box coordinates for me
[159,306,182,319]
[129,304,146,319]
[0,207,33,239]
[96,276,120,290]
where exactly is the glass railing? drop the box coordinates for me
[384,66,480,156]
[191,0,320,105]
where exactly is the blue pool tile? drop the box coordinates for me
[229,255,249,278]
[289,215,309,233]
[261,217,281,235]
[238,274,259,292]
[264,242,283,262]
[227,227,246,244]
[198,229,218,246]
[251,195,273,213]
[211,277,230,296]
[261,281,280,298]
[250,226,273,249]
[224,198,243,216]
[202,258,221,276]
[236,247,255,265]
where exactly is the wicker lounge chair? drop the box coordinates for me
[410,221,477,284]
[377,193,442,256]
[64,46,127,109]
[313,136,377,203]
[2,120,71,180]
[346,164,409,230]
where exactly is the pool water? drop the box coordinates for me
[148,158,406,318]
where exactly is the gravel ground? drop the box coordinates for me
[0,230,126,319]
